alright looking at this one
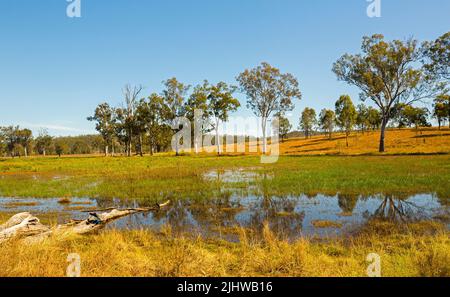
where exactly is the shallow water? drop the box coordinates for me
[0,193,448,242]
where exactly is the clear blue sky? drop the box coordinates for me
[0,0,449,136]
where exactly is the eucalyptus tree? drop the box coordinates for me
[17,128,32,157]
[136,93,169,155]
[299,107,317,139]
[423,32,450,81]
[434,94,450,128]
[0,126,17,157]
[319,109,336,139]
[335,95,357,147]
[277,113,292,143]
[121,84,144,157]
[207,82,240,155]
[237,62,301,154]
[356,104,369,134]
[333,34,439,152]
[401,105,430,130]
[161,78,190,156]
[87,102,116,156]
[185,81,211,154]
[35,129,53,156]
[54,139,69,157]
[367,107,382,130]
[434,102,448,130]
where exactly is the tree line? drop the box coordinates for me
[1,32,448,157]
[0,127,105,158]
[298,94,449,147]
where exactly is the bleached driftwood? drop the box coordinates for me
[0,200,170,245]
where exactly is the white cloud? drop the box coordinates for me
[18,122,94,135]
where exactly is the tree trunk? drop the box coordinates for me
[346,132,349,147]
[105,145,109,156]
[194,141,198,154]
[139,134,143,157]
[175,136,179,156]
[379,117,387,153]
[216,120,221,155]
[262,120,267,154]
[24,147,28,158]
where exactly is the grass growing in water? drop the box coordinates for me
[0,155,449,200]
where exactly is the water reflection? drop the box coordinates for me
[0,192,447,241]
[371,195,429,222]
[338,193,359,214]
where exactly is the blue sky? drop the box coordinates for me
[0,0,449,136]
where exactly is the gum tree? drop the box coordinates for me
[299,107,317,139]
[161,78,190,156]
[35,129,53,156]
[434,94,450,128]
[87,103,116,156]
[356,104,369,134]
[207,82,240,155]
[136,94,169,155]
[277,113,292,143]
[367,107,381,130]
[185,81,211,154]
[319,109,335,139]
[237,62,301,154]
[423,32,450,81]
[335,95,357,147]
[333,34,434,152]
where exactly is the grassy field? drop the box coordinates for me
[0,219,448,277]
[0,128,449,277]
[0,154,449,200]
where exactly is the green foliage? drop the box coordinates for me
[356,104,369,132]
[277,113,292,142]
[136,93,171,155]
[87,102,115,155]
[319,109,335,139]
[335,95,357,146]
[237,62,301,153]
[34,129,53,156]
[332,34,437,152]
[367,107,381,130]
[423,32,450,81]
[434,94,450,129]
[299,107,317,139]
[54,140,69,157]
[393,104,431,129]
[0,126,34,157]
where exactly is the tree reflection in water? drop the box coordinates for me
[87,190,443,241]
[370,194,428,222]
[338,193,359,214]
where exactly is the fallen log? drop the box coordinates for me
[0,200,170,245]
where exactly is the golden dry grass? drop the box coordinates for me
[0,221,448,277]
[280,127,450,156]
[196,127,450,156]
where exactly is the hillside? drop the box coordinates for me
[279,127,450,155]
